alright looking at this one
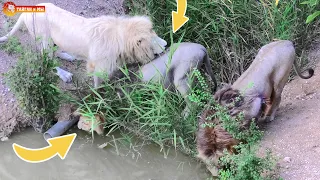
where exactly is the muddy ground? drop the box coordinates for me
[1,0,320,179]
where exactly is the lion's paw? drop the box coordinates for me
[56,67,73,83]
[263,115,275,123]
[57,51,76,62]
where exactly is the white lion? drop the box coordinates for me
[0,3,167,87]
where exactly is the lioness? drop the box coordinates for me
[109,42,217,116]
[0,3,167,87]
[214,40,314,122]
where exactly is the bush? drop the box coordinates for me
[219,144,276,180]
[3,38,61,133]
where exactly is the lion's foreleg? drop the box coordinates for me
[261,98,272,119]
[175,78,192,118]
[268,96,281,121]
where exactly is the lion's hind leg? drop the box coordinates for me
[173,68,193,118]
[264,71,289,122]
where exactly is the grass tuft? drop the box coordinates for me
[3,38,62,132]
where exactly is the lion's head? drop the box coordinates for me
[214,85,244,109]
[123,16,167,64]
[214,85,264,127]
[86,15,167,87]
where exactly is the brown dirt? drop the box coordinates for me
[1,0,320,179]
[0,46,31,139]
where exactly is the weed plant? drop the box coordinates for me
[2,38,61,132]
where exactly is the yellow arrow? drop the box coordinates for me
[12,133,77,163]
[275,0,279,6]
[172,0,189,33]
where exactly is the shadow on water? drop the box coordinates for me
[0,127,209,180]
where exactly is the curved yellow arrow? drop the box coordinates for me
[172,0,189,33]
[12,133,77,163]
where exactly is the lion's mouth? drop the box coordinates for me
[154,45,169,57]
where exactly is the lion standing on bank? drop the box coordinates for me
[0,3,167,87]
[214,40,314,122]
[197,40,315,177]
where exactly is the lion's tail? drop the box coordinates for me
[0,13,25,43]
[291,41,314,79]
[202,48,217,92]
[293,57,314,79]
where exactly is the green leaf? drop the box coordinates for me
[301,0,318,5]
[306,11,320,24]
[300,1,311,5]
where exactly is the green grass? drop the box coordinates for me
[77,67,278,179]
[302,0,320,23]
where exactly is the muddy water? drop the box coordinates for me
[0,127,209,180]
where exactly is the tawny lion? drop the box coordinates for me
[214,40,314,122]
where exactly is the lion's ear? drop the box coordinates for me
[221,90,239,102]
